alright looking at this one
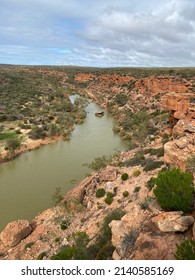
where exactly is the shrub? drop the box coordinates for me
[36,251,47,260]
[121,173,129,181]
[132,170,141,177]
[60,220,70,230]
[143,160,164,172]
[154,168,194,212]
[51,232,89,260]
[134,186,141,193]
[149,147,164,157]
[88,209,126,260]
[51,187,63,206]
[123,191,129,197]
[174,239,195,260]
[146,177,156,190]
[25,242,34,250]
[124,155,145,167]
[121,230,138,254]
[96,188,106,198]
[104,192,114,205]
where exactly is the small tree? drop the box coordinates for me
[154,168,194,212]
[175,239,195,260]
[6,138,21,158]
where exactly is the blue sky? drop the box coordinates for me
[0,0,195,67]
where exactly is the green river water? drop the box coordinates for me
[0,99,127,231]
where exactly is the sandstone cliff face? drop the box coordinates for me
[162,93,195,170]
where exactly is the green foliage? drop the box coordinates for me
[123,191,129,197]
[146,177,156,190]
[154,168,194,212]
[24,242,34,250]
[29,126,45,139]
[89,209,126,260]
[121,173,129,181]
[114,93,128,106]
[124,154,145,167]
[51,232,89,260]
[60,220,70,230]
[149,147,164,157]
[6,137,21,151]
[104,192,115,205]
[36,251,47,260]
[174,239,195,260]
[96,188,106,198]
[143,160,164,172]
[84,155,112,171]
[121,230,138,254]
[51,187,63,206]
[134,186,141,193]
[0,132,18,140]
[132,170,141,177]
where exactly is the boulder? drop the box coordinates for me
[105,181,114,192]
[0,220,32,247]
[174,137,188,149]
[152,212,194,232]
[100,168,117,181]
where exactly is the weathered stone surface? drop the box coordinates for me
[193,222,195,240]
[152,212,194,232]
[131,233,170,260]
[175,137,188,149]
[100,167,118,181]
[0,220,32,247]
[161,93,192,112]
[105,181,115,192]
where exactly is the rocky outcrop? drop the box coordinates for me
[162,92,195,170]
[0,220,32,247]
[152,212,194,232]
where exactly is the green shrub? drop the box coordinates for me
[60,220,69,230]
[123,191,129,197]
[25,242,34,250]
[121,173,129,181]
[124,155,145,167]
[143,160,164,172]
[134,186,141,193]
[96,188,106,198]
[154,168,194,212]
[149,147,164,157]
[121,230,138,254]
[51,232,89,260]
[146,177,156,190]
[174,239,195,260]
[88,209,126,260]
[104,192,114,205]
[36,251,47,260]
[132,170,141,177]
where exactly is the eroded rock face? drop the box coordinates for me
[161,93,193,112]
[162,92,195,170]
[164,134,195,170]
[0,220,32,247]
[152,212,194,232]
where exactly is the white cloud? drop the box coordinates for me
[0,0,195,66]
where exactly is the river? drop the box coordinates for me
[0,99,127,231]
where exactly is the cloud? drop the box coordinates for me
[0,0,195,66]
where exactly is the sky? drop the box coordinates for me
[0,0,195,67]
